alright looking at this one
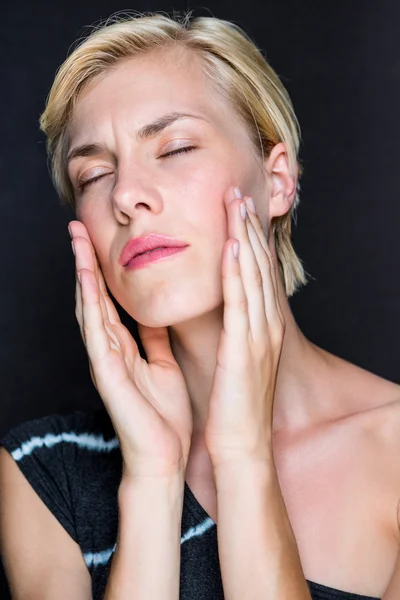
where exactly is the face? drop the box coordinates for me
[67,48,271,327]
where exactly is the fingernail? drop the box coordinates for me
[246,197,256,214]
[68,224,73,239]
[234,186,242,199]
[240,202,247,220]
[71,241,75,256]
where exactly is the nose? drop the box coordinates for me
[111,166,162,222]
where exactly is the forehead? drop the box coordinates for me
[68,47,240,143]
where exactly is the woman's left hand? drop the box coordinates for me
[204,185,285,469]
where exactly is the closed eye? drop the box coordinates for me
[160,145,197,158]
[77,146,197,192]
[77,173,109,192]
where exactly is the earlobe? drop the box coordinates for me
[265,142,297,218]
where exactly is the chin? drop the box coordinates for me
[110,266,224,328]
[125,288,224,329]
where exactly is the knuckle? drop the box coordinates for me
[272,322,285,345]
[82,323,91,340]
[238,298,248,314]
[100,283,109,297]
[260,253,270,269]
[255,271,263,290]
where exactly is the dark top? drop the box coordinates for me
[0,409,381,600]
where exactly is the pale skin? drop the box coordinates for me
[67,46,400,598]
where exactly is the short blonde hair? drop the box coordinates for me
[40,11,307,296]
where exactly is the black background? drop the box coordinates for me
[1,1,399,596]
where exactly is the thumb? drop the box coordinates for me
[137,322,178,367]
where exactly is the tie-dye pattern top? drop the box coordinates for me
[0,409,380,600]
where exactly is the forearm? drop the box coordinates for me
[103,472,184,600]
[214,459,311,600]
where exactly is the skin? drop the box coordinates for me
[67,46,400,597]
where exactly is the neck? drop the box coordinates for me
[168,272,332,445]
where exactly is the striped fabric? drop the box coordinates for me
[0,409,380,600]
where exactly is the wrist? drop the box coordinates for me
[118,471,185,521]
[120,469,185,494]
[209,444,275,470]
[120,458,187,487]
[212,454,277,490]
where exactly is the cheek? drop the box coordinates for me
[177,159,231,226]
[76,209,112,269]
[182,183,229,249]
[78,202,105,240]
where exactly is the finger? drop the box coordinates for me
[70,222,115,322]
[70,226,115,329]
[239,200,279,302]
[234,207,281,322]
[220,188,250,365]
[69,221,120,325]
[242,205,277,298]
[69,223,144,384]
[225,187,266,344]
[74,258,84,341]
[72,236,110,324]
[78,268,113,367]
[71,229,111,383]
[244,200,285,341]
[78,267,139,404]
[96,263,120,326]
[72,254,99,387]
[220,235,249,368]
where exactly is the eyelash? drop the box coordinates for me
[77,145,197,192]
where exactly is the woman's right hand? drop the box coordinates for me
[69,221,193,482]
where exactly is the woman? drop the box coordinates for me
[1,11,399,600]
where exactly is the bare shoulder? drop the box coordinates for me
[0,446,92,599]
[322,348,400,419]
[276,351,400,594]
[326,350,400,472]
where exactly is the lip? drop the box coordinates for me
[124,245,188,270]
[119,234,189,268]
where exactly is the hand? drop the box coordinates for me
[69,221,193,481]
[204,186,285,468]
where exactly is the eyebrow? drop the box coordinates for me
[67,111,207,164]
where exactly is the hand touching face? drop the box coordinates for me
[67,48,289,328]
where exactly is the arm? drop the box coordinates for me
[214,458,312,600]
[0,447,92,600]
[69,222,193,597]
[103,472,184,600]
[204,189,311,598]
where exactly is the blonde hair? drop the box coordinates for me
[40,11,307,296]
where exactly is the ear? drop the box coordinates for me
[264,142,298,218]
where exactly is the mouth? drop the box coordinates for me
[119,233,189,267]
[125,245,188,270]
[134,246,167,258]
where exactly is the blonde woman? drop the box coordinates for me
[1,11,399,600]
